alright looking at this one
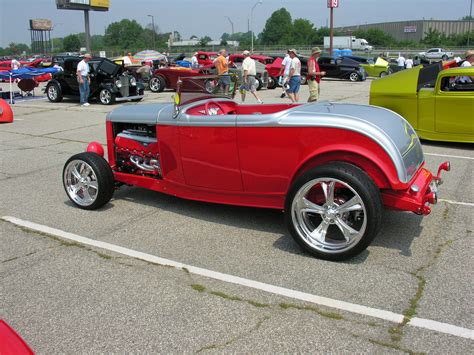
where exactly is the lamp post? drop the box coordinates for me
[147,14,156,49]
[250,0,262,53]
[225,16,234,36]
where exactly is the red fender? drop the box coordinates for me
[0,99,13,123]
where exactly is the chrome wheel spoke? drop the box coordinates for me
[86,180,98,190]
[72,166,81,181]
[335,217,360,242]
[300,197,326,215]
[337,196,363,213]
[322,181,335,205]
[309,220,330,243]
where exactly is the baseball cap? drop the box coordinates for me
[242,50,250,55]
[84,53,92,58]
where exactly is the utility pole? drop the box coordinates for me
[148,15,156,49]
[327,0,339,57]
[84,9,91,52]
[225,16,234,36]
[468,0,473,47]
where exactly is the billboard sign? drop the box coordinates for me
[29,19,53,31]
[56,0,109,11]
[404,26,417,33]
[328,0,339,8]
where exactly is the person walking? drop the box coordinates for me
[214,49,230,95]
[405,56,414,69]
[286,49,301,103]
[278,50,292,98]
[240,50,263,104]
[396,53,406,71]
[306,47,326,102]
[76,53,92,107]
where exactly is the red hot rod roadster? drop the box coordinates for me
[63,76,449,260]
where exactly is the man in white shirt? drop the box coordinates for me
[11,58,21,70]
[405,56,414,69]
[458,49,474,83]
[191,52,199,68]
[240,50,263,103]
[76,53,92,106]
[278,51,292,98]
[287,49,301,103]
[396,54,406,70]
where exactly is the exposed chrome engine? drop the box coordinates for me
[114,127,161,177]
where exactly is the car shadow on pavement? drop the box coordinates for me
[111,186,424,260]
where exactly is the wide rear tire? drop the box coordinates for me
[285,162,383,261]
[63,152,114,210]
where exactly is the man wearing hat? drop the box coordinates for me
[459,50,474,84]
[76,53,92,106]
[307,47,326,102]
[191,52,199,68]
[240,50,263,104]
[287,48,302,103]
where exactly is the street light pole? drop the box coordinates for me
[148,14,155,49]
[250,0,262,53]
[225,16,234,36]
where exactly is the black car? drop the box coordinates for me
[317,56,367,82]
[45,57,145,105]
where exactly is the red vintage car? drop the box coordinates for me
[228,53,273,65]
[62,76,449,261]
[149,65,221,93]
[196,51,217,66]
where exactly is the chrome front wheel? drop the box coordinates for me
[63,152,114,210]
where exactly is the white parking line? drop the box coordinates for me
[439,199,474,207]
[425,153,474,160]
[2,215,473,340]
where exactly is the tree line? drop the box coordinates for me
[1,10,473,56]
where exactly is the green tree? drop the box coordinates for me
[220,38,228,46]
[104,19,145,49]
[198,36,212,46]
[421,28,446,46]
[63,34,81,52]
[292,19,317,45]
[260,8,293,45]
[353,28,394,47]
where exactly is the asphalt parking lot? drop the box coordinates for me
[1,79,473,353]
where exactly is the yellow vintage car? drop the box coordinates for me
[370,63,473,143]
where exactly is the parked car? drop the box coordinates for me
[196,51,217,66]
[370,62,474,143]
[150,63,268,93]
[317,56,367,81]
[342,56,391,77]
[418,48,454,61]
[62,75,449,261]
[45,57,145,105]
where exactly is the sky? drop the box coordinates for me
[0,0,472,47]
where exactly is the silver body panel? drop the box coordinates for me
[106,99,424,183]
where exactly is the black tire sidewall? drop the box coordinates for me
[47,83,62,102]
[63,152,114,210]
[100,89,115,105]
[150,76,165,92]
[285,162,383,261]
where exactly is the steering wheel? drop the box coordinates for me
[204,100,226,116]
